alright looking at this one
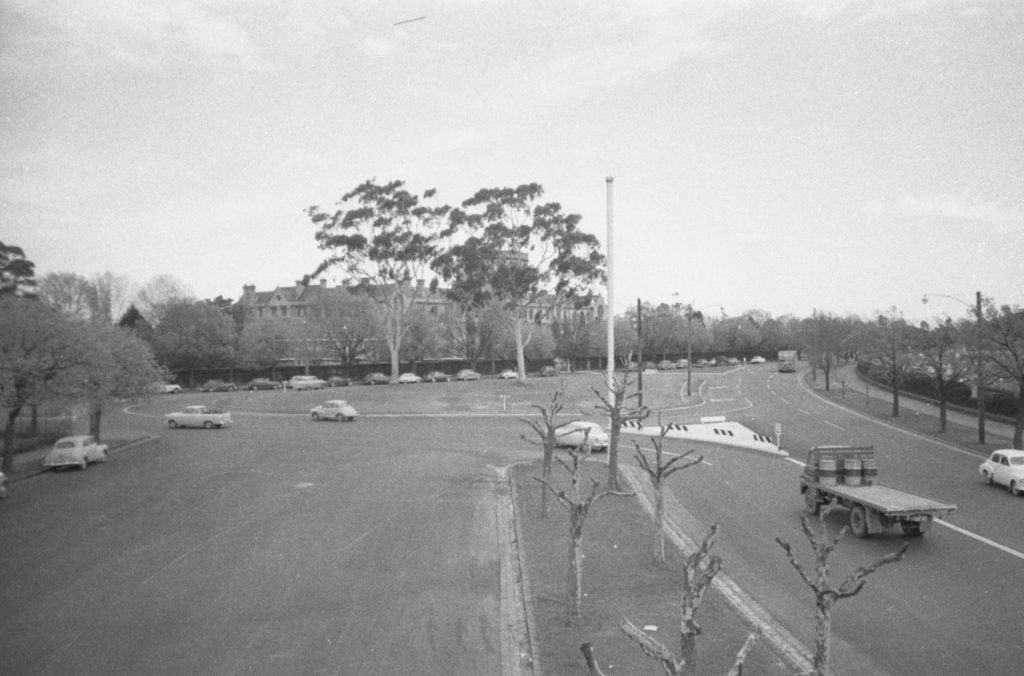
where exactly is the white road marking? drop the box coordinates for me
[823,420,844,430]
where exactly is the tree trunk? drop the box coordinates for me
[89,402,103,442]
[891,386,900,417]
[567,510,585,624]
[2,407,22,475]
[514,315,527,381]
[654,486,666,563]
[813,601,834,676]
[540,453,552,519]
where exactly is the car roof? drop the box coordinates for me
[993,449,1024,457]
[323,400,349,405]
[57,435,91,443]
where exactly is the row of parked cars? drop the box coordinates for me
[638,355,767,371]
[155,369,512,394]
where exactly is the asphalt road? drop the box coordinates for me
[640,365,1023,676]
[0,401,534,675]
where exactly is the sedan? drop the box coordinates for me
[151,382,182,394]
[398,373,422,384]
[656,360,676,370]
[198,379,236,392]
[243,378,281,391]
[554,421,609,452]
[979,450,1024,496]
[42,435,109,470]
[750,355,766,364]
[327,376,351,387]
[310,400,358,422]
[362,372,390,385]
[424,371,450,383]
[499,369,517,380]
[454,369,481,381]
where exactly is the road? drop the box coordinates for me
[0,402,533,675]
[642,364,1023,675]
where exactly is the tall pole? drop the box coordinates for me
[605,177,614,396]
[976,290,986,444]
[636,297,643,408]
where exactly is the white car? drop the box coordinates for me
[750,355,766,364]
[151,382,182,394]
[310,400,358,422]
[979,449,1024,496]
[42,435,109,470]
[554,421,609,452]
[398,373,421,384]
[288,375,326,391]
[499,369,517,379]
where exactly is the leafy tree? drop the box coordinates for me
[307,179,451,383]
[551,312,601,368]
[0,241,37,297]
[981,304,1024,448]
[848,308,913,416]
[435,183,604,380]
[915,318,971,432]
[312,290,380,369]
[117,304,156,345]
[151,300,236,385]
[237,318,294,376]
[1,298,91,473]
[401,305,444,369]
[439,300,504,367]
[76,324,165,440]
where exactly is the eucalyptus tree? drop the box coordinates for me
[307,179,450,382]
[434,183,604,380]
[0,240,37,297]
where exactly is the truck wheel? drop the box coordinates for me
[901,522,923,536]
[168,420,179,429]
[803,489,820,515]
[849,505,869,538]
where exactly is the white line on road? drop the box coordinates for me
[822,420,844,430]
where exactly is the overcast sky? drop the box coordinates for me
[3,0,1021,324]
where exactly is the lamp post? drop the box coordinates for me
[673,296,708,397]
[922,292,986,444]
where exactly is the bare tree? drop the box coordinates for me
[535,438,634,624]
[519,388,565,519]
[592,373,648,491]
[776,505,908,676]
[632,423,703,563]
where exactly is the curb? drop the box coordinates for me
[8,435,156,484]
[498,463,539,675]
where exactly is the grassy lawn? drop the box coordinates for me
[512,460,792,675]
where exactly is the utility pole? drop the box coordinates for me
[636,298,644,408]
[976,290,986,444]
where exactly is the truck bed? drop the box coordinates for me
[811,482,957,517]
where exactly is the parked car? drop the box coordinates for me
[554,421,609,452]
[657,360,676,370]
[165,405,232,429]
[675,359,689,369]
[310,400,358,422]
[151,382,182,394]
[362,372,390,385]
[398,372,422,384]
[455,369,481,381]
[198,379,236,392]
[979,450,1024,496]
[695,359,709,367]
[539,366,557,377]
[499,369,517,379]
[327,376,351,387]
[424,371,450,382]
[724,357,741,366]
[750,355,766,364]
[0,470,8,499]
[243,378,281,391]
[287,375,326,390]
[42,435,109,470]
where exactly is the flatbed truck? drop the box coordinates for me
[799,445,956,537]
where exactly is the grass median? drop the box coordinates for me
[511,459,792,675]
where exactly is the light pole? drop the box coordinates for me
[674,297,708,397]
[922,291,986,444]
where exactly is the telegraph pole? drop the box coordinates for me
[636,297,643,407]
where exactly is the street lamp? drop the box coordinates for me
[922,291,986,444]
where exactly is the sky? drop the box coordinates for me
[3,0,1022,325]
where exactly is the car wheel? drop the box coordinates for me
[1010,480,1019,496]
[168,420,179,429]
[204,421,215,429]
[79,458,88,470]
[97,450,108,463]
[335,414,343,422]
[982,470,993,485]
[312,413,320,421]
